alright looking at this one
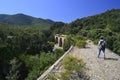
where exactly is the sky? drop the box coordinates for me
[0,0,120,23]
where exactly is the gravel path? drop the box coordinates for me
[70,41,120,80]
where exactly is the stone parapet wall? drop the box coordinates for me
[37,46,73,80]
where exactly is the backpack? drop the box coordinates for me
[100,40,105,49]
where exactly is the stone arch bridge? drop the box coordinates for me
[54,34,66,49]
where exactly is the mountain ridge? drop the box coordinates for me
[0,13,55,27]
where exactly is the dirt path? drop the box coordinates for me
[70,41,120,80]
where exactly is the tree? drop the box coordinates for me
[6,57,21,80]
[63,35,74,51]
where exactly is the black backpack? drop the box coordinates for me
[100,40,105,49]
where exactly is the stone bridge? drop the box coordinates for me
[55,34,66,47]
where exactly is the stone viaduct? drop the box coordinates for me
[55,34,66,47]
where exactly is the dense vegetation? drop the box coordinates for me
[0,23,64,80]
[0,14,54,27]
[60,55,86,80]
[50,9,120,55]
[0,9,120,80]
[47,55,86,80]
[63,34,86,51]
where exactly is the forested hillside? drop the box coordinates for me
[0,9,120,80]
[50,9,120,55]
[0,22,64,80]
[0,13,54,27]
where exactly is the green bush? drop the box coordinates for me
[60,55,85,80]
[6,57,21,80]
[47,73,57,80]
[75,40,86,48]
[63,35,74,51]
[19,50,64,80]
[60,70,70,80]
[73,35,87,48]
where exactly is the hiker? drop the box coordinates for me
[98,37,106,59]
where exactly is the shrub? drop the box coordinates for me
[75,40,86,48]
[60,55,86,80]
[63,35,74,51]
[47,73,57,80]
[60,70,70,80]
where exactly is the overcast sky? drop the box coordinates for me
[0,0,120,23]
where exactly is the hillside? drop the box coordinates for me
[50,9,120,55]
[0,9,120,80]
[0,21,57,80]
[0,13,54,27]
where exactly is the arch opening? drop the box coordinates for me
[55,37,58,44]
[59,38,62,47]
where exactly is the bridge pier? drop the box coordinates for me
[55,34,66,47]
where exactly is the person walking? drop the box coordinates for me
[98,37,106,59]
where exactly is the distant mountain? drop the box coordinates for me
[0,13,55,27]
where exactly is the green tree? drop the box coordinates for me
[6,57,21,80]
[63,35,74,51]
